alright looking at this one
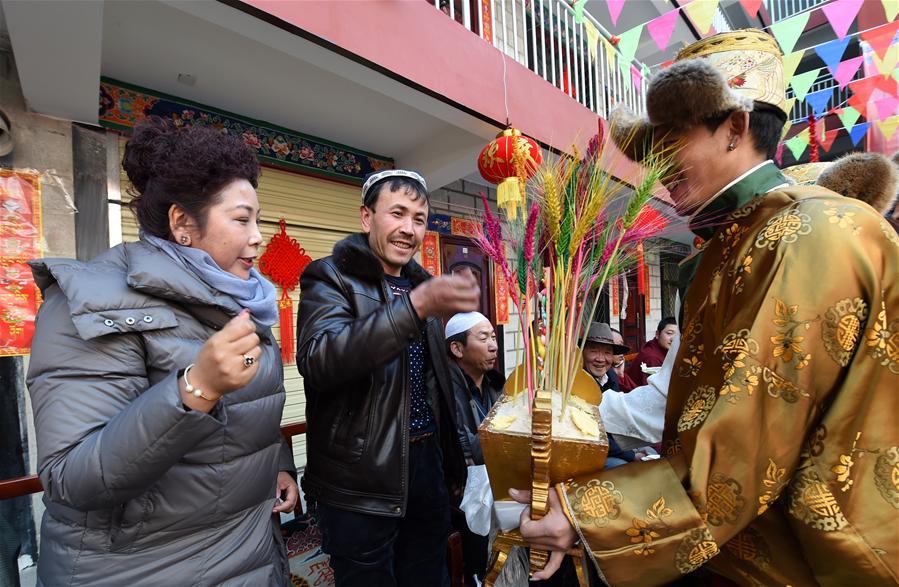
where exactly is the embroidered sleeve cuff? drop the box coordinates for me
[563,458,718,587]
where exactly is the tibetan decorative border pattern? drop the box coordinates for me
[98,78,394,184]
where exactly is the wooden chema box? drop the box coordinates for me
[478,367,609,502]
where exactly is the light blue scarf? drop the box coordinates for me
[142,233,278,326]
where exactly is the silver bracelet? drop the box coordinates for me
[183,364,220,401]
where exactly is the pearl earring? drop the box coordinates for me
[180,235,190,245]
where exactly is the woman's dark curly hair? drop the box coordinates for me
[123,116,260,239]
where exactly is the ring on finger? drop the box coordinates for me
[242,354,256,368]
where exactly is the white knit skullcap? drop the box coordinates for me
[361,169,428,204]
[445,312,491,339]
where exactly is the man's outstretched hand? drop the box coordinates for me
[510,487,578,581]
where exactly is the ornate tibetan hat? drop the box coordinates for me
[610,29,788,161]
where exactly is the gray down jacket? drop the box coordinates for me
[26,240,295,587]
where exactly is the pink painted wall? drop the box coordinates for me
[242,0,600,155]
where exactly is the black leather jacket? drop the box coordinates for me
[296,233,466,517]
[449,363,504,466]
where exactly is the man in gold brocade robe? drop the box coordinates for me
[514,30,898,586]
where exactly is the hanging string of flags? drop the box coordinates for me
[586,0,898,159]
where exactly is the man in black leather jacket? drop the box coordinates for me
[296,170,480,587]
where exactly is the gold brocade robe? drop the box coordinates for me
[559,179,899,586]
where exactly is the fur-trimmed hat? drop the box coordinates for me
[611,29,787,161]
[818,153,899,213]
[782,153,899,213]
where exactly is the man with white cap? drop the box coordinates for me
[445,311,504,467]
[445,311,504,583]
[297,170,481,586]
[514,29,899,586]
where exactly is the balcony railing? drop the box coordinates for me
[767,0,829,23]
[431,0,648,118]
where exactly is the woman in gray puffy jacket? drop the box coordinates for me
[26,117,297,586]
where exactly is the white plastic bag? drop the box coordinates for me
[493,500,527,532]
[460,465,494,536]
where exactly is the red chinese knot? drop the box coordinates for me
[259,219,312,364]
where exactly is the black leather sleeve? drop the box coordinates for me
[296,258,423,390]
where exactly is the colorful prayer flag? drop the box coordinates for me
[790,68,820,102]
[833,56,864,89]
[837,106,862,132]
[805,88,832,117]
[781,50,805,86]
[815,37,851,75]
[771,12,810,55]
[821,0,864,40]
[849,122,870,145]
[684,0,720,36]
[606,0,627,27]
[647,8,679,52]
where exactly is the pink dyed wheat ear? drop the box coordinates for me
[523,202,540,264]
[480,191,503,246]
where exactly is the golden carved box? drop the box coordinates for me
[478,368,609,502]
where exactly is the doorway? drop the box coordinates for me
[440,236,505,373]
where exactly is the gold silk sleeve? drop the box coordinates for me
[559,455,716,587]
[562,196,899,586]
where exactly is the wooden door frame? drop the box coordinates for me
[439,234,505,374]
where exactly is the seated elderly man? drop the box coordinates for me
[582,322,629,392]
[582,322,637,469]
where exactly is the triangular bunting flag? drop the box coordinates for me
[684,0,720,36]
[847,93,869,117]
[848,75,881,103]
[631,65,643,93]
[833,55,864,89]
[784,97,797,118]
[815,37,851,75]
[883,0,899,22]
[739,0,763,17]
[860,21,899,60]
[872,45,899,78]
[602,37,617,71]
[820,128,840,152]
[790,68,820,101]
[878,75,899,97]
[849,122,870,145]
[821,0,864,40]
[616,25,644,77]
[785,134,809,160]
[782,51,805,85]
[771,12,810,55]
[606,0,627,27]
[875,115,899,140]
[805,88,832,117]
[872,96,899,121]
[647,8,680,52]
[574,0,587,24]
[585,21,601,62]
[780,120,793,141]
[837,106,861,132]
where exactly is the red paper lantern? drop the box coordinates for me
[477,127,542,219]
